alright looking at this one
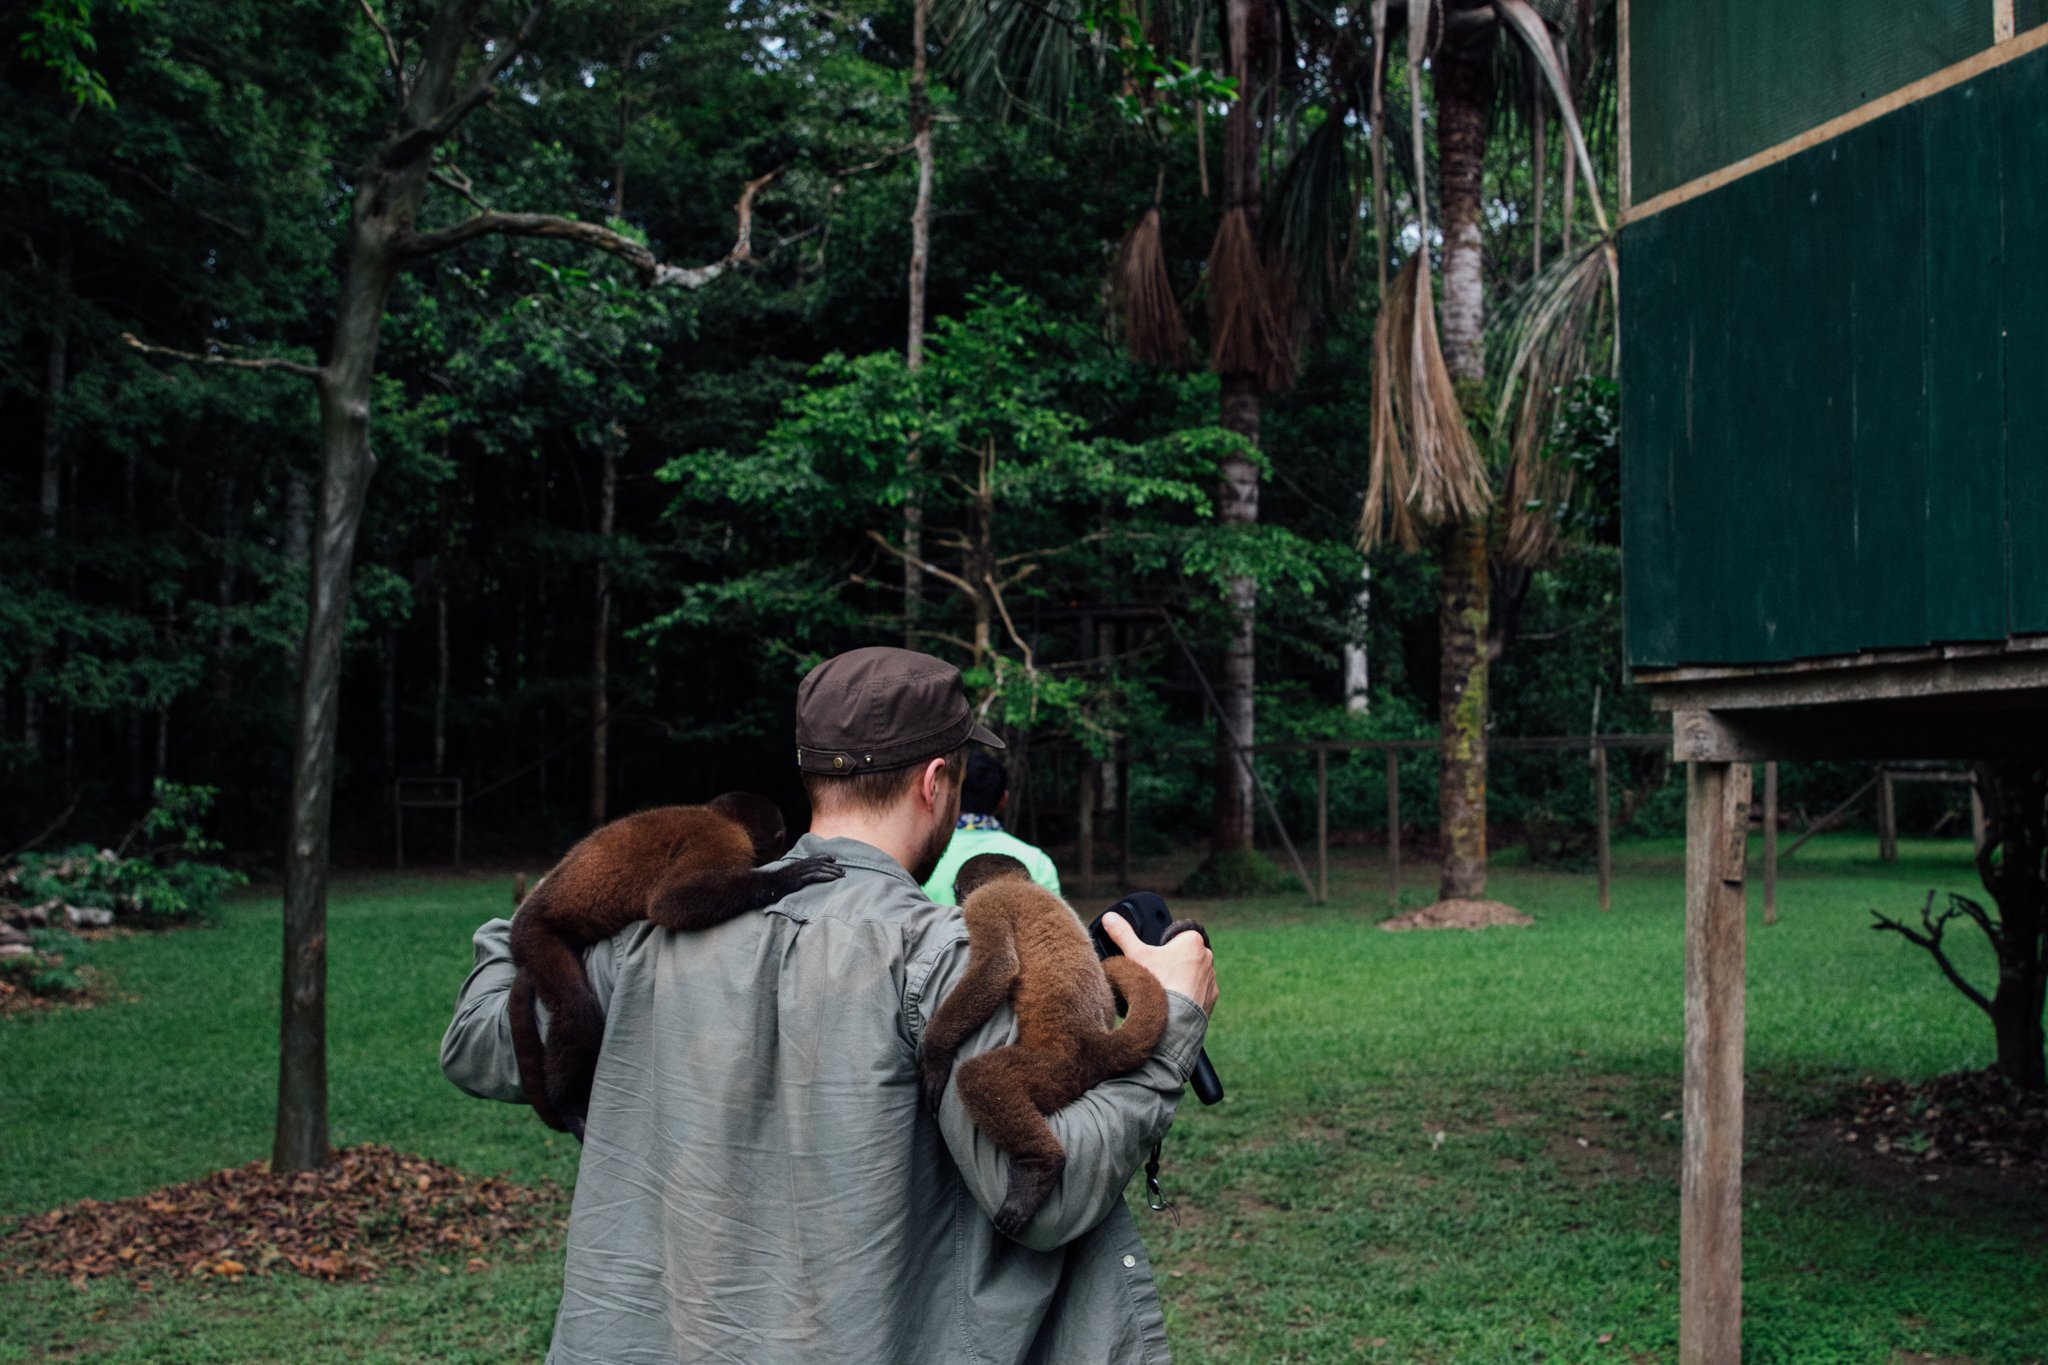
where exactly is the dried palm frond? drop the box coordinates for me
[1206,205,1295,392]
[1486,234,1616,566]
[1112,206,1189,368]
[1360,255,1490,550]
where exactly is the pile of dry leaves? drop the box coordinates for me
[0,1145,560,1288]
[1837,1069,2048,1172]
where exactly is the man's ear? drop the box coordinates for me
[918,756,949,812]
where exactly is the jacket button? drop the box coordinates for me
[1121,1254,1136,1269]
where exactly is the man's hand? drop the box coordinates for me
[1099,912,1218,1014]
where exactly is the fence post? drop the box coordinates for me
[1594,742,1612,911]
[1763,761,1778,926]
[1385,748,1401,908]
[1877,766,1897,864]
[1316,745,1329,905]
[1117,742,1132,889]
[1078,760,1096,899]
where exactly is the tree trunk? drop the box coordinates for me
[27,240,72,757]
[214,476,237,702]
[1977,764,2048,1091]
[1433,41,1494,902]
[902,0,934,646]
[1344,563,1371,713]
[1209,0,1263,857]
[589,436,617,826]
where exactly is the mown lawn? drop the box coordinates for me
[2,836,2042,1363]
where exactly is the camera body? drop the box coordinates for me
[1088,891,1224,1105]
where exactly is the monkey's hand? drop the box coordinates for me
[767,854,844,895]
[918,1042,955,1115]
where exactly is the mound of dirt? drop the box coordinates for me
[1380,899,1534,932]
[1836,1069,2048,1172]
[0,1144,560,1288]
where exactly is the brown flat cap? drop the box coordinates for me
[796,647,1005,774]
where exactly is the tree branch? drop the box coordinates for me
[1872,891,1995,1017]
[984,571,1040,680]
[121,332,321,380]
[355,0,409,103]
[429,163,489,211]
[997,529,1111,566]
[865,529,976,599]
[396,169,781,289]
[383,3,545,167]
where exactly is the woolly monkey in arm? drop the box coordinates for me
[918,853,1199,1235]
[508,792,842,1138]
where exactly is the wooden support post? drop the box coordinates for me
[1970,780,1987,855]
[1682,760,1750,1365]
[1762,762,1778,926]
[1078,760,1096,900]
[1385,749,1401,907]
[1117,744,1132,889]
[1316,746,1329,905]
[452,781,463,871]
[1594,743,1612,912]
[1878,767,1897,863]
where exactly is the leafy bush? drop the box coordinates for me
[7,782,245,926]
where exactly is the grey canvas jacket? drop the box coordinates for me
[439,833,1208,1364]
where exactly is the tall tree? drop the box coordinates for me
[1360,0,1614,904]
[126,0,781,1171]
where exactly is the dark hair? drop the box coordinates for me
[802,746,965,816]
[960,748,1007,816]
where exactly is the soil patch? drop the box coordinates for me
[1835,1069,2047,1173]
[1380,899,1533,932]
[0,1145,560,1287]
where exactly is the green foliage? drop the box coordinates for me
[9,781,244,925]
[0,927,88,996]
[18,0,146,108]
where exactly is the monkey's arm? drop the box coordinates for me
[913,938,1212,1252]
[916,904,1018,1113]
[440,917,624,1103]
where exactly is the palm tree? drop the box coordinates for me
[1360,0,1615,904]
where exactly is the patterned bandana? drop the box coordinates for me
[956,813,1004,832]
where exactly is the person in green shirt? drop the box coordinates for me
[922,748,1063,904]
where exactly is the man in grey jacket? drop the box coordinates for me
[441,646,1216,1363]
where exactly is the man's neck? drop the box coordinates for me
[807,814,920,872]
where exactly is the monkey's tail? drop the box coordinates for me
[507,964,571,1134]
[1088,957,1172,1076]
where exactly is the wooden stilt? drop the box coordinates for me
[1594,743,1612,911]
[1877,766,1897,863]
[1316,746,1329,905]
[1682,760,1750,1365]
[1762,762,1778,926]
[1385,749,1401,907]
[1970,778,1987,855]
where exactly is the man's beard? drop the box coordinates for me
[907,781,963,884]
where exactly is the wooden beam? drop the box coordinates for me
[1386,750,1401,909]
[1642,644,2048,713]
[1877,768,1898,864]
[1762,763,1778,927]
[1682,760,1750,1365]
[1672,705,2048,762]
[1316,746,1329,905]
[1594,743,1612,912]
[1623,23,2048,227]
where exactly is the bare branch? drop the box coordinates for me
[831,140,918,178]
[122,332,321,380]
[382,3,545,167]
[396,169,781,291]
[996,530,1111,566]
[1871,891,1995,1017]
[430,163,489,211]
[865,529,976,598]
[355,0,409,103]
[984,572,1039,679]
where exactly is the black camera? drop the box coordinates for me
[1088,891,1224,1105]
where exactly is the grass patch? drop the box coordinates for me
[2,837,2041,1362]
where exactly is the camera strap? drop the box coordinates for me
[1143,1141,1178,1223]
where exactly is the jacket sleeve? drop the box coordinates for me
[439,917,621,1103]
[908,935,1209,1253]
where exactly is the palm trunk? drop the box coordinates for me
[1434,41,1494,902]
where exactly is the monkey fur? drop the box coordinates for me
[918,853,1199,1236]
[507,792,842,1139]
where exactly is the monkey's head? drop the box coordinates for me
[953,852,1031,903]
[707,791,790,864]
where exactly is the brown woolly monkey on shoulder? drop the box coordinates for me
[918,853,1192,1236]
[508,792,841,1139]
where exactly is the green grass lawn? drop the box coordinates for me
[3,836,2042,1363]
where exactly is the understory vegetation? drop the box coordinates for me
[3,836,2039,1364]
